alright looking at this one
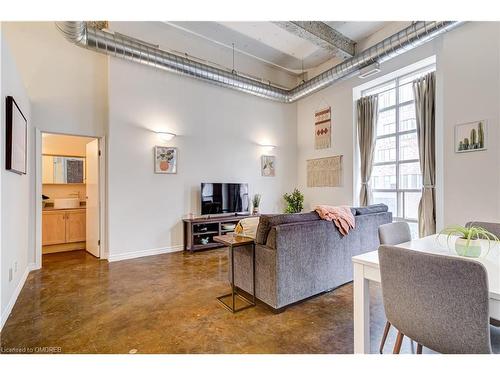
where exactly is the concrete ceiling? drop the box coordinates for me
[165,21,389,75]
[324,21,386,41]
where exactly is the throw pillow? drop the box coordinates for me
[234,217,260,239]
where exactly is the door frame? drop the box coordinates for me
[35,129,107,269]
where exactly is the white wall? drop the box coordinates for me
[107,22,297,260]
[297,22,500,228]
[2,22,108,137]
[0,22,3,331]
[0,28,35,329]
[42,133,95,156]
[440,22,500,226]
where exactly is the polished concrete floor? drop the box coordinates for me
[1,249,499,354]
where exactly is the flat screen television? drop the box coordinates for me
[201,183,249,215]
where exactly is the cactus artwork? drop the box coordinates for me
[470,128,477,148]
[456,121,486,152]
[478,122,484,148]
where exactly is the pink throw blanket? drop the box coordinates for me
[315,205,355,236]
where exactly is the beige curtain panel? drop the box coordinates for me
[357,95,378,206]
[413,72,436,237]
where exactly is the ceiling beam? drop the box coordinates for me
[273,21,355,59]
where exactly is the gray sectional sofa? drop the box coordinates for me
[231,205,392,310]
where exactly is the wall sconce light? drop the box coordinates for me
[260,144,276,150]
[157,131,176,142]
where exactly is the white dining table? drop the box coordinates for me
[352,234,500,354]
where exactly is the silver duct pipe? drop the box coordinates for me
[55,21,463,103]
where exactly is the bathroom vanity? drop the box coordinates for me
[42,206,86,253]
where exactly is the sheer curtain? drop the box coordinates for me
[357,95,378,206]
[413,72,436,236]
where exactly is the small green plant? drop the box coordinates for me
[283,188,304,214]
[438,224,499,256]
[252,194,261,209]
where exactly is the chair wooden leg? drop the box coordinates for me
[417,343,423,354]
[379,321,391,354]
[393,331,404,354]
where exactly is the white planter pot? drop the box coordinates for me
[455,237,482,258]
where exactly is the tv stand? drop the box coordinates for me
[183,214,257,252]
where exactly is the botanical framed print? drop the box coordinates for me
[455,120,487,153]
[154,146,177,174]
[5,96,27,175]
[261,155,275,177]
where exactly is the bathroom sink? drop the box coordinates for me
[53,198,80,209]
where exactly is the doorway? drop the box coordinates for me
[38,132,103,265]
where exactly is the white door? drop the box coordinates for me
[86,139,100,257]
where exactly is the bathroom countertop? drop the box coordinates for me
[42,204,86,211]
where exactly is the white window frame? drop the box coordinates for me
[361,63,435,224]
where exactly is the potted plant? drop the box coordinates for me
[252,194,261,215]
[283,188,304,214]
[438,224,499,258]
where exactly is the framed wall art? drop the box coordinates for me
[5,96,27,175]
[154,146,177,174]
[455,120,487,153]
[261,155,275,177]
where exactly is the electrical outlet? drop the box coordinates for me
[9,268,13,282]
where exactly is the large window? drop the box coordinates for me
[361,64,435,236]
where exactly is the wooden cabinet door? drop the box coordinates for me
[42,211,67,245]
[65,210,86,243]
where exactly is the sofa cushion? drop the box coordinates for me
[234,217,260,239]
[354,203,388,216]
[255,212,321,245]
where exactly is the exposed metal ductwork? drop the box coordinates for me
[55,21,463,103]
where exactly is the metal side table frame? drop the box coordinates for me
[214,234,256,313]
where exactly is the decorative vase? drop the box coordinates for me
[252,207,259,215]
[455,237,482,258]
[160,160,169,171]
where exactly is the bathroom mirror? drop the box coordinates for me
[42,155,86,184]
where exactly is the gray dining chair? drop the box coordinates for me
[378,245,492,354]
[377,221,412,353]
[378,221,412,246]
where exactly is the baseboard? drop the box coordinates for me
[0,263,36,331]
[108,245,184,262]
